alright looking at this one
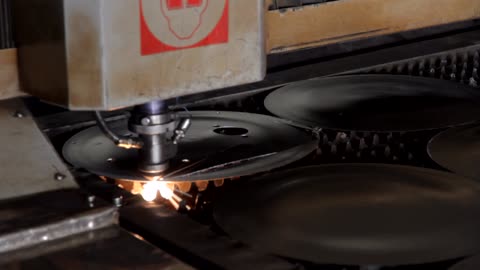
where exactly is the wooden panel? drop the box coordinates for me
[266,0,480,53]
[0,49,23,100]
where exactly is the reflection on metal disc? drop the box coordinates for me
[449,254,480,270]
[428,124,480,181]
[215,164,480,265]
[63,111,316,182]
[265,75,480,132]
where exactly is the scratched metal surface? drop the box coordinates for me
[0,226,193,270]
[0,190,117,254]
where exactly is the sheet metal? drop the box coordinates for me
[63,111,317,182]
[0,190,117,254]
[215,164,480,265]
[120,203,296,270]
[265,75,480,132]
[0,226,193,270]
[0,99,77,200]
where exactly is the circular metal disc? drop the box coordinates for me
[214,164,480,265]
[265,75,480,132]
[63,111,316,182]
[428,125,480,181]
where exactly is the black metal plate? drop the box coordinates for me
[428,124,480,181]
[63,111,316,182]
[265,75,480,132]
[214,164,480,265]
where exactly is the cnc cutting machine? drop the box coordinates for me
[3,1,480,269]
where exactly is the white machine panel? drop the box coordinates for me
[15,0,265,110]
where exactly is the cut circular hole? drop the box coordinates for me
[213,127,249,136]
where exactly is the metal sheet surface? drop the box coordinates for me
[0,99,77,200]
[215,164,480,265]
[0,226,193,270]
[265,75,480,132]
[63,111,316,182]
[121,203,296,270]
[0,189,117,254]
[428,124,480,181]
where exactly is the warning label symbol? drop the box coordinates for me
[140,0,229,55]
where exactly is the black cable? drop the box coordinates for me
[95,111,143,149]
[94,111,121,145]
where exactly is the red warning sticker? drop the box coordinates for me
[140,0,229,55]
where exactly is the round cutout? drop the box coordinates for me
[213,127,249,136]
